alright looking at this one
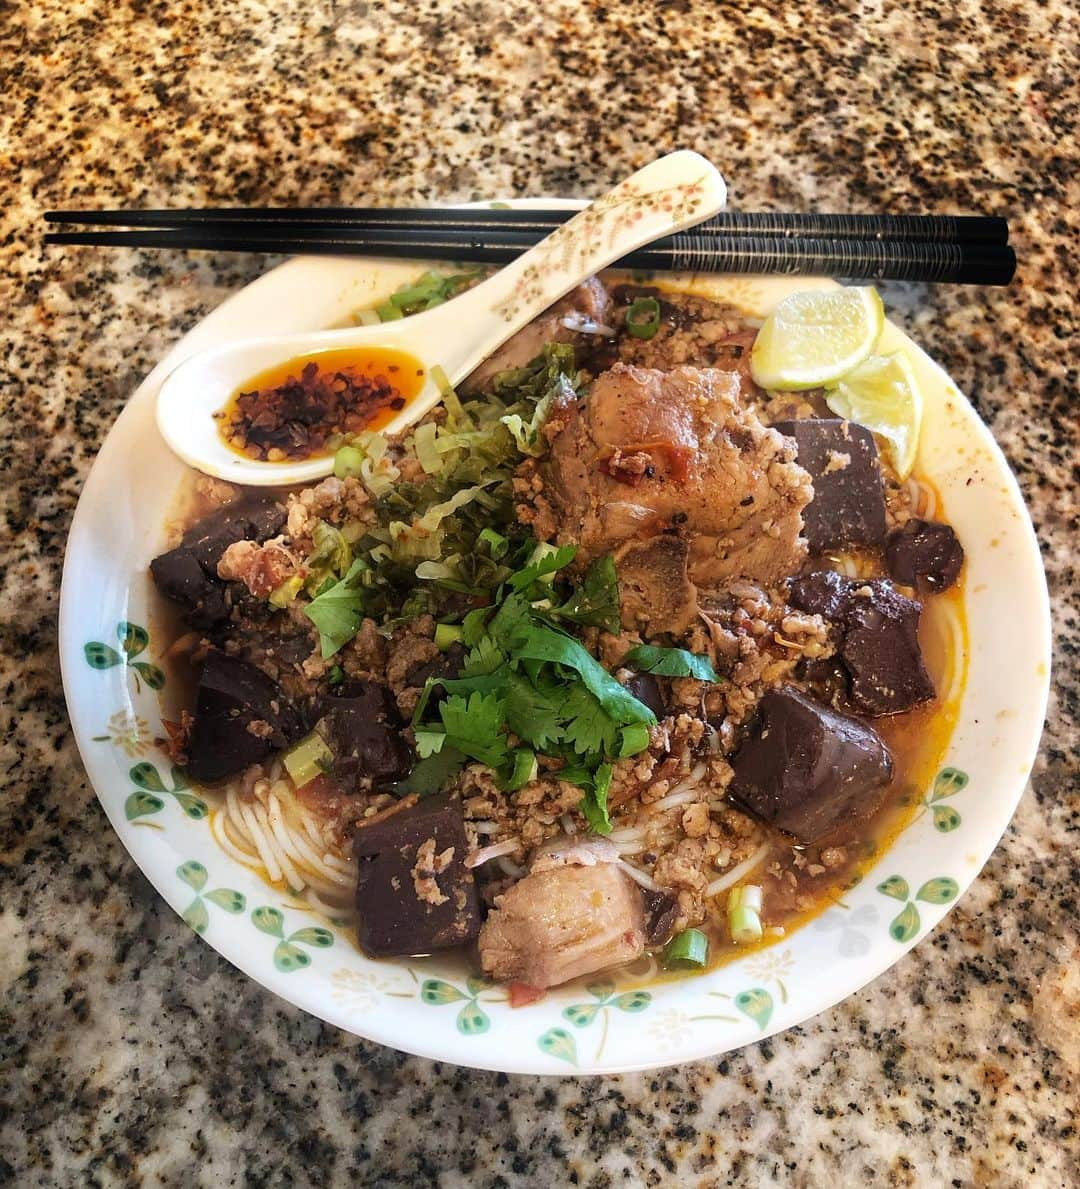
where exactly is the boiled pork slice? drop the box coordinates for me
[462,278,613,391]
[479,861,645,989]
[544,363,812,594]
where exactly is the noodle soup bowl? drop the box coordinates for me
[60,204,1050,1073]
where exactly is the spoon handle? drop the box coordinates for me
[435,151,728,384]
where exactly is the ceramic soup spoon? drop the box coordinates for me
[156,150,728,485]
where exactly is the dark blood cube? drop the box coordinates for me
[187,651,303,783]
[352,793,482,958]
[885,518,964,594]
[150,497,286,629]
[840,581,936,716]
[729,686,894,843]
[150,546,230,628]
[773,418,887,552]
[320,679,411,785]
[181,497,287,572]
[789,572,936,716]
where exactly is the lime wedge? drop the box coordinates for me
[825,351,924,479]
[750,287,884,390]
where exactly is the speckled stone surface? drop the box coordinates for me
[1,1,1077,1185]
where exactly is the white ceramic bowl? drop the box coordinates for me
[60,204,1050,1073]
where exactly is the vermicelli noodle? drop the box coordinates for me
[214,772,357,914]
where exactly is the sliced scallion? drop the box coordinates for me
[662,928,709,969]
[478,527,509,559]
[283,731,334,788]
[728,884,764,944]
[618,722,652,758]
[506,748,538,791]
[625,296,661,340]
[333,444,366,479]
[434,623,464,651]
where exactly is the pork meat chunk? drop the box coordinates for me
[462,278,613,391]
[545,364,812,590]
[479,862,645,989]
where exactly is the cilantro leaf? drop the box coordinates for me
[580,763,614,834]
[396,746,466,796]
[507,543,578,592]
[623,644,720,681]
[558,684,618,758]
[461,634,506,677]
[303,558,368,658]
[503,671,563,751]
[439,691,509,769]
[414,728,447,759]
[510,622,656,727]
[487,590,532,649]
[549,554,621,634]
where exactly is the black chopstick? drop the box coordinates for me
[43,225,1017,285]
[45,206,1010,245]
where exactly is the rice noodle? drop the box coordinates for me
[615,858,661,891]
[648,762,708,812]
[471,820,500,836]
[496,855,527,878]
[216,773,357,912]
[466,837,522,868]
[615,841,647,857]
[560,814,578,836]
[704,842,772,898]
[606,826,646,844]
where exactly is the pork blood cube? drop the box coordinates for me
[885,518,964,594]
[788,572,936,716]
[181,497,287,572]
[320,679,411,785]
[149,546,230,628]
[150,497,287,629]
[772,419,886,552]
[186,651,303,783]
[352,794,481,958]
[729,686,893,843]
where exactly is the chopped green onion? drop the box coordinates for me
[618,722,651,758]
[728,884,764,944]
[376,301,404,322]
[355,308,381,327]
[434,623,464,650]
[333,444,366,479]
[283,731,334,788]
[477,527,509,559]
[506,748,538,791]
[268,572,305,609]
[625,296,661,340]
[327,665,345,686]
[662,928,709,969]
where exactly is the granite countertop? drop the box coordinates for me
[2,0,1076,1184]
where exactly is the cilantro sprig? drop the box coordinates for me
[409,546,655,832]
